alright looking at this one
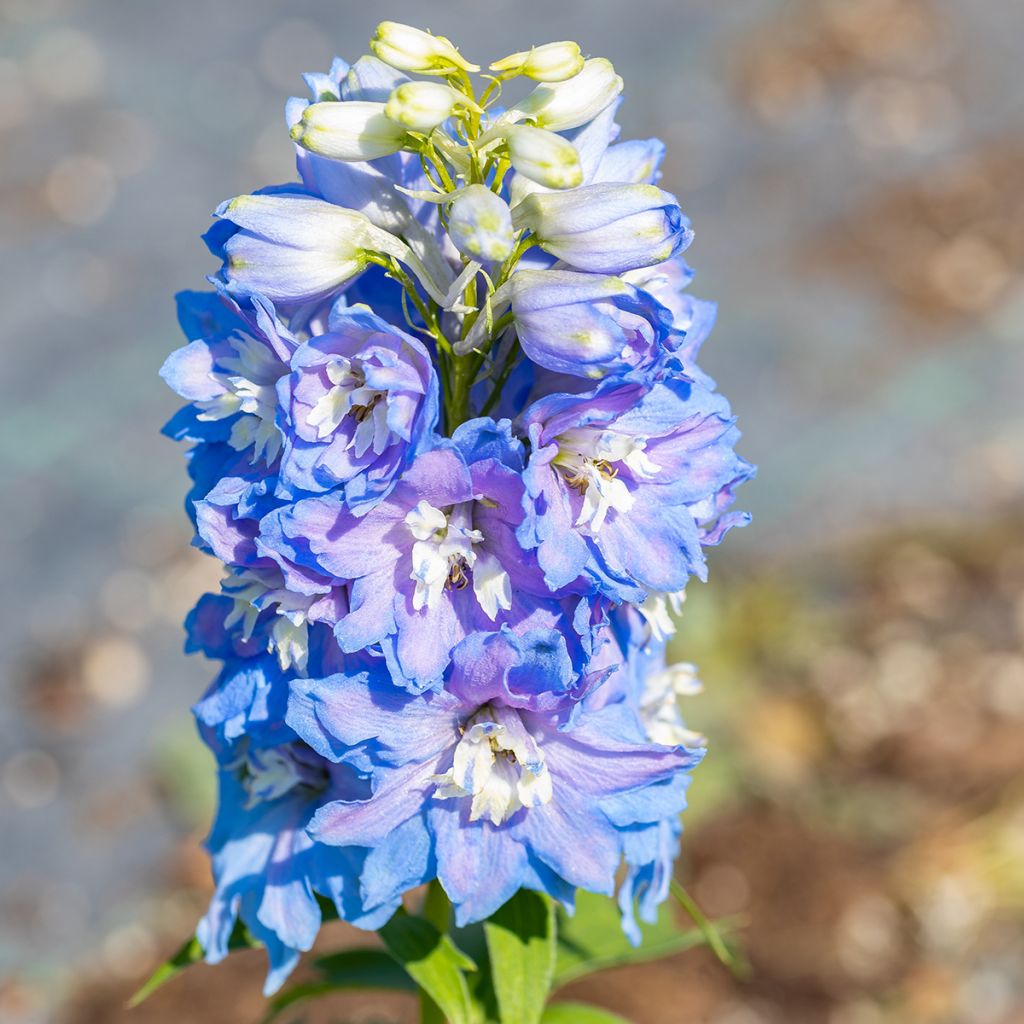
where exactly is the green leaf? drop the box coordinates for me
[553,890,714,987]
[483,890,556,1024]
[128,920,260,1007]
[542,1003,632,1023]
[378,908,477,1024]
[127,936,203,1008]
[262,949,416,1022]
[669,880,749,978]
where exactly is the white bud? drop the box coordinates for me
[447,185,515,262]
[385,81,480,131]
[506,125,583,190]
[489,41,584,82]
[509,57,623,132]
[290,100,408,161]
[370,21,479,76]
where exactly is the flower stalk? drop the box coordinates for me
[156,20,754,1020]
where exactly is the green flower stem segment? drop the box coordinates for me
[670,879,748,978]
[479,338,521,417]
[422,877,453,933]
[419,881,453,1024]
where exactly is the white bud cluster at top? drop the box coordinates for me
[290,21,622,194]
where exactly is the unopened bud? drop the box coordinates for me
[512,182,692,274]
[290,101,408,162]
[370,21,479,76]
[510,57,623,132]
[489,41,584,82]
[385,81,481,131]
[447,185,515,262]
[506,126,583,190]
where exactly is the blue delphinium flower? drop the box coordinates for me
[262,419,597,691]
[505,269,674,379]
[584,605,707,941]
[161,289,295,464]
[276,305,440,510]
[198,739,398,995]
[518,375,754,601]
[162,22,754,995]
[287,627,702,925]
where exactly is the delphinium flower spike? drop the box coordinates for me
[160,20,754,1002]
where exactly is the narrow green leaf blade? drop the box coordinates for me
[127,921,261,1008]
[378,909,477,1024]
[670,879,749,978]
[483,890,556,1024]
[554,890,719,987]
[542,1003,632,1023]
[127,936,203,1008]
[262,949,416,1022]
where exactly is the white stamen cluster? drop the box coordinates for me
[239,745,328,808]
[197,332,287,463]
[639,662,706,749]
[307,356,392,456]
[222,567,317,674]
[637,588,687,643]
[553,427,661,531]
[433,704,553,825]
[405,500,512,619]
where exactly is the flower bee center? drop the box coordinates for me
[306,357,392,457]
[432,704,552,826]
[447,556,471,590]
[349,393,382,423]
[551,427,659,532]
[404,500,512,620]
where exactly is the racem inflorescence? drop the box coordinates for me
[161,22,754,995]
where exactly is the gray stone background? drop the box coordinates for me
[1,0,1022,1020]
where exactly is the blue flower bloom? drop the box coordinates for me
[577,606,705,941]
[262,420,589,691]
[198,740,398,995]
[286,627,702,925]
[518,374,754,601]
[161,289,295,462]
[276,305,439,511]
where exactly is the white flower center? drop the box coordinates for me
[552,427,660,532]
[306,357,392,458]
[404,500,512,619]
[197,332,286,463]
[637,588,687,643]
[639,662,705,748]
[222,568,316,674]
[240,745,328,808]
[432,704,553,825]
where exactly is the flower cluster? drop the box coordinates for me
[163,23,753,994]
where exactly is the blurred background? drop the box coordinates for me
[1,0,1022,1021]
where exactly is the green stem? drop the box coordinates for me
[449,352,475,431]
[669,879,745,977]
[422,879,451,932]
[419,881,451,1024]
[495,234,534,287]
[422,142,456,192]
[479,338,520,417]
